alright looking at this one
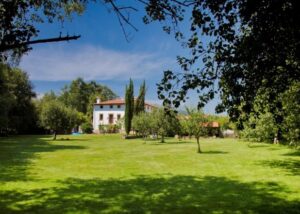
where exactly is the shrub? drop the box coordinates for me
[98,124,119,133]
[81,122,93,134]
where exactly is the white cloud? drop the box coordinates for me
[20,45,174,81]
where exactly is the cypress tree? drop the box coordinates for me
[135,80,146,115]
[125,79,134,135]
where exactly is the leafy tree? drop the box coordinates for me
[185,109,208,153]
[281,82,300,147]
[241,112,278,143]
[135,80,146,115]
[151,108,180,143]
[39,100,81,140]
[136,0,299,128]
[59,78,116,118]
[124,79,134,136]
[179,116,193,139]
[0,63,37,134]
[0,64,14,132]
[132,112,151,139]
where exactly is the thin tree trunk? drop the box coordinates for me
[53,131,57,140]
[161,134,165,143]
[196,137,201,153]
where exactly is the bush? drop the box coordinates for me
[81,122,93,134]
[99,124,119,133]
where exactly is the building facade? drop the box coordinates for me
[92,98,155,133]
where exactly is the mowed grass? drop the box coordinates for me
[0,134,299,213]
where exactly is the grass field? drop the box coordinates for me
[0,134,299,213]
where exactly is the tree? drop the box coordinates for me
[241,112,278,143]
[281,82,300,147]
[0,63,37,135]
[151,108,180,143]
[135,80,146,115]
[132,112,151,139]
[124,79,134,136]
[139,0,299,129]
[39,100,81,140]
[185,109,208,153]
[59,78,116,118]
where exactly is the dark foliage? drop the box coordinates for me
[125,79,134,135]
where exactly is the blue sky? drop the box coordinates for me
[20,2,220,114]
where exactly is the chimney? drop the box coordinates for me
[96,97,101,104]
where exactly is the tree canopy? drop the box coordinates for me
[0,63,37,135]
[59,78,117,119]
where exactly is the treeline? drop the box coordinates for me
[0,63,116,136]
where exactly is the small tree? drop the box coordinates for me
[187,110,208,153]
[151,108,180,143]
[180,116,194,139]
[132,112,151,139]
[39,100,80,140]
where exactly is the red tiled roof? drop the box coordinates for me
[202,121,220,128]
[94,98,156,107]
[95,98,125,105]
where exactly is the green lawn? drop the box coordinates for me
[0,134,299,213]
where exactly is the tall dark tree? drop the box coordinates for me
[135,80,146,115]
[0,63,37,134]
[124,79,134,136]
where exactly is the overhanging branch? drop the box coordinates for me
[0,35,81,52]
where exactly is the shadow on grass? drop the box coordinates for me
[282,150,300,157]
[151,141,193,145]
[54,138,91,142]
[0,176,299,213]
[0,136,86,182]
[201,151,228,154]
[247,143,271,148]
[258,159,300,176]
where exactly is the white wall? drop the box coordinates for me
[93,104,125,132]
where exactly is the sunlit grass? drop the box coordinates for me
[0,134,299,213]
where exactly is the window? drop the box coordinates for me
[99,114,103,121]
[117,105,121,108]
[117,114,121,120]
[109,114,114,124]
[100,105,103,109]
[110,105,113,109]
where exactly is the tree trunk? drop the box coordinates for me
[161,134,165,143]
[196,137,202,153]
[53,131,57,140]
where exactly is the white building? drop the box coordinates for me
[92,98,155,133]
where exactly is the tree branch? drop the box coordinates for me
[0,35,81,52]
